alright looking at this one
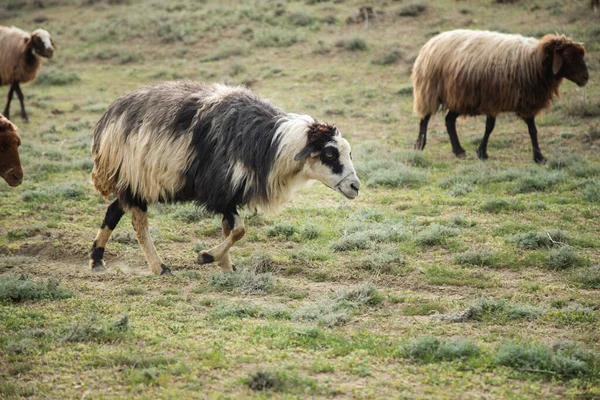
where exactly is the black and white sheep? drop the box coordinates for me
[89,81,361,275]
[412,30,589,163]
[0,26,56,122]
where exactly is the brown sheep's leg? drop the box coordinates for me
[198,209,244,271]
[445,111,466,158]
[131,207,173,276]
[477,116,496,161]
[525,118,546,164]
[13,83,28,123]
[414,114,431,150]
[89,199,125,272]
[3,82,15,120]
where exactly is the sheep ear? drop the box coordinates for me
[294,145,313,161]
[552,50,563,75]
[50,38,57,50]
[22,36,32,53]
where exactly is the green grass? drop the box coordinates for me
[1,0,599,398]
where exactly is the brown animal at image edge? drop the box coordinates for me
[0,26,56,122]
[412,30,589,164]
[0,114,23,186]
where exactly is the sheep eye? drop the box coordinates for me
[324,151,334,159]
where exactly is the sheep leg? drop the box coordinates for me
[89,199,125,272]
[198,209,245,271]
[131,207,172,276]
[13,83,28,123]
[414,114,430,150]
[445,111,466,158]
[525,118,546,164]
[216,217,236,273]
[3,82,15,120]
[477,116,496,161]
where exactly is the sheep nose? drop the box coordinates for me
[350,179,361,192]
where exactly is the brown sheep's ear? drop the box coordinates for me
[50,38,57,50]
[552,50,563,75]
[22,36,33,53]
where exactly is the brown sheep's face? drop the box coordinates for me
[0,117,23,187]
[30,29,55,59]
[556,44,589,87]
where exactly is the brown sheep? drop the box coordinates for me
[412,30,589,164]
[0,26,56,122]
[0,114,23,186]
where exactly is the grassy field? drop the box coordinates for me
[1,0,600,398]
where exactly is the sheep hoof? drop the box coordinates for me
[198,251,215,264]
[414,139,425,150]
[534,155,547,165]
[90,260,106,273]
[160,264,173,276]
[455,150,467,159]
[232,264,237,272]
[476,149,488,161]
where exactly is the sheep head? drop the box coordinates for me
[294,122,360,200]
[26,29,56,59]
[539,34,588,87]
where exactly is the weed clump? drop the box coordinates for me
[210,270,274,294]
[454,250,496,267]
[480,199,525,213]
[254,29,301,48]
[335,38,367,51]
[0,274,72,302]
[62,315,129,343]
[512,170,565,193]
[371,49,403,66]
[402,336,479,362]
[246,371,282,391]
[508,230,568,249]
[447,182,475,197]
[354,248,406,274]
[496,341,590,377]
[331,222,410,252]
[35,70,80,85]
[415,224,459,246]
[300,223,322,240]
[367,167,425,188]
[172,204,208,222]
[288,12,316,26]
[212,300,289,320]
[395,150,429,168]
[398,1,428,17]
[292,283,381,327]
[582,181,600,203]
[266,222,297,239]
[546,246,585,270]
[244,253,277,273]
[567,265,600,289]
[436,298,544,323]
